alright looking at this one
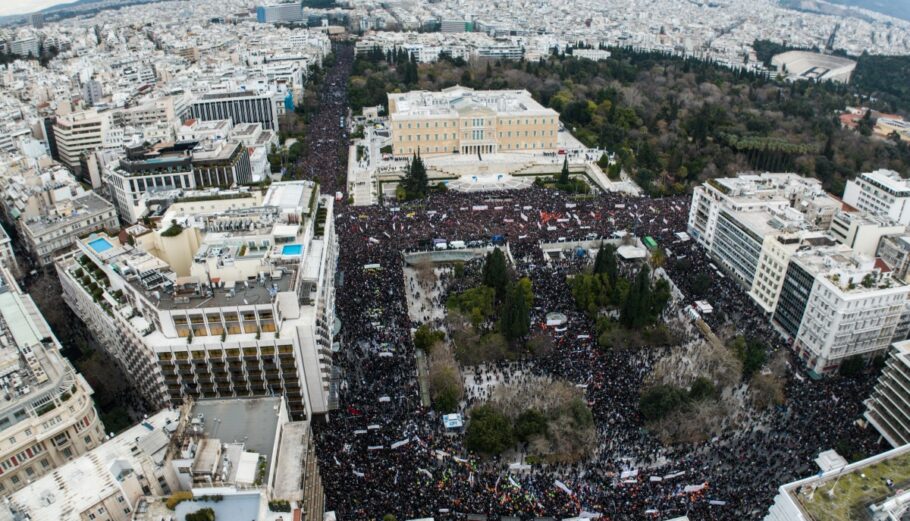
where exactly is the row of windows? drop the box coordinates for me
[398,117,556,129]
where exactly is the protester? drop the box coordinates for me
[299,43,882,521]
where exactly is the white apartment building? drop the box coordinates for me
[843,169,910,226]
[52,110,116,173]
[19,191,120,266]
[56,181,339,419]
[865,340,910,448]
[687,173,839,250]
[0,407,181,521]
[9,37,39,58]
[689,173,910,375]
[776,246,910,375]
[0,266,104,495]
[0,396,324,521]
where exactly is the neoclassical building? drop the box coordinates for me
[388,86,560,156]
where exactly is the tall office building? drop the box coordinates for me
[56,181,339,419]
[256,3,304,23]
[190,91,279,131]
[688,173,910,375]
[388,86,560,156]
[0,266,104,494]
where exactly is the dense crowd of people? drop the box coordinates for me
[300,43,884,520]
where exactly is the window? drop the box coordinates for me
[89,514,96,520]
[8,437,14,444]
[25,467,33,477]
[11,476,19,484]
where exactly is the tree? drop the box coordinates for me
[688,377,717,401]
[558,157,570,186]
[639,385,688,421]
[729,336,767,378]
[620,265,652,329]
[500,281,530,341]
[413,325,444,352]
[593,243,618,282]
[186,509,216,521]
[514,408,548,442]
[465,404,513,455]
[482,248,509,300]
[400,153,428,200]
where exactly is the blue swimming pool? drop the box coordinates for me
[88,238,113,253]
[281,244,302,256]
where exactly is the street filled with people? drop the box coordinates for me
[301,43,884,520]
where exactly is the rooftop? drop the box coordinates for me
[0,409,180,521]
[0,267,84,431]
[22,191,115,235]
[188,397,283,479]
[785,444,910,521]
[389,85,557,118]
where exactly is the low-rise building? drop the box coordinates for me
[19,191,119,266]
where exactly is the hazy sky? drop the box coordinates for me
[0,0,78,17]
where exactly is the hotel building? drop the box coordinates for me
[55,181,339,419]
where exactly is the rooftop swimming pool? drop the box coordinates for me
[281,244,303,256]
[88,237,113,253]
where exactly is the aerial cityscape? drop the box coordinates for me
[0,0,908,520]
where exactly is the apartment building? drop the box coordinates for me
[687,173,839,250]
[56,181,339,419]
[0,266,104,495]
[190,91,279,132]
[843,169,910,226]
[19,191,120,266]
[52,110,116,173]
[878,234,910,283]
[864,340,910,448]
[774,245,910,375]
[1,396,324,521]
[388,86,560,156]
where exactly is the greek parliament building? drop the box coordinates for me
[388,86,560,156]
[688,173,910,376]
[0,266,103,494]
[54,181,339,420]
